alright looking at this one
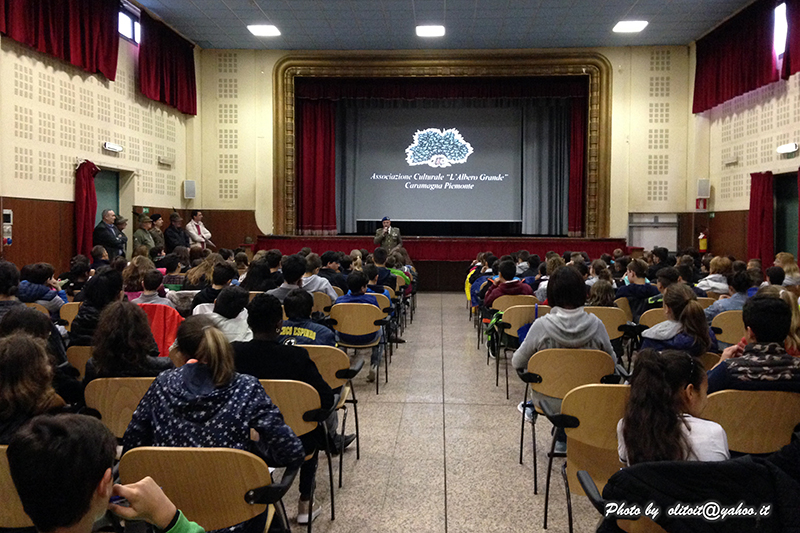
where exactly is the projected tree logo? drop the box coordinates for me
[405,128,474,168]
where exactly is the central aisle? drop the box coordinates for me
[287,292,597,533]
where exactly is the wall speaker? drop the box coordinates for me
[697,179,711,199]
[183,180,196,199]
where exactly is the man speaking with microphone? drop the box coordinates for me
[374,216,402,250]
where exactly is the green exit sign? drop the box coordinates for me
[142,208,149,214]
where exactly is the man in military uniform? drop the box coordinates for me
[373,216,402,250]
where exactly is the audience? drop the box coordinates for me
[318,251,349,295]
[641,283,719,356]
[206,285,253,343]
[70,269,124,347]
[300,253,339,303]
[766,265,786,286]
[279,289,336,346]
[335,270,385,382]
[618,349,729,465]
[484,259,533,308]
[268,254,307,302]
[615,258,659,322]
[0,260,24,321]
[704,270,752,324]
[17,262,68,318]
[132,270,176,308]
[586,279,616,307]
[696,256,732,294]
[774,252,800,286]
[240,256,279,292]
[190,262,237,310]
[183,253,224,290]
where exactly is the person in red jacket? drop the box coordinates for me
[484,260,533,308]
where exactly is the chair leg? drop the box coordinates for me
[543,432,558,529]
[338,405,347,489]
[519,385,528,465]
[532,411,538,495]
[349,383,360,460]
[495,334,500,388]
[562,461,573,533]
[504,348,510,400]
[321,426,335,521]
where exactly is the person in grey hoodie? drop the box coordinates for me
[512,265,615,371]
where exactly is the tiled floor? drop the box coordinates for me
[285,292,599,533]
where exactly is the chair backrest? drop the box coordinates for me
[0,446,33,528]
[526,348,616,400]
[702,390,800,454]
[333,286,344,297]
[492,294,538,312]
[613,297,633,322]
[84,377,156,438]
[119,447,272,531]
[329,303,383,336]
[698,352,720,371]
[395,276,406,292]
[259,379,320,438]
[248,291,264,302]
[371,293,391,314]
[562,384,630,496]
[696,297,715,309]
[23,302,49,315]
[500,305,547,339]
[706,291,726,300]
[710,309,745,345]
[59,302,82,331]
[139,303,185,358]
[312,291,332,315]
[66,345,93,380]
[302,344,350,389]
[385,286,396,299]
[638,307,668,328]
[584,306,627,341]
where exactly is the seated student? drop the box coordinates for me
[364,264,391,298]
[765,265,786,287]
[615,258,660,322]
[512,265,615,371]
[279,289,336,346]
[235,251,249,275]
[160,253,185,291]
[268,253,306,302]
[70,269,124,347]
[515,250,536,278]
[468,253,496,285]
[339,255,354,277]
[0,260,25,323]
[123,315,305,532]
[585,259,613,289]
[774,252,800,286]
[190,262,237,311]
[122,256,156,301]
[0,334,67,444]
[697,256,733,294]
[7,413,204,533]
[84,301,170,386]
[0,308,83,406]
[707,295,800,393]
[704,270,752,324]
[89,245,110,271]
[484,259,533,308]
[676,263,707,297]
[62,256,91,297]
[385,255,411,288]
[646,246,670,282]
[335,271,384,382]
[641,283,719,356]
[207,285,253,343]
[371,247,397,292]
[643,266,680,311]
[318,251,349,295]
[299,253,339,303]
[586,279,616,307]
[233,293,352,523]
[17,262,68,318]
[240,257,279,292]
[183,253,224,291]
[132,270,176,308]
[149,245,167,268]
[534,255,566,302]
[746,267,764,297]
[618,349,729,466]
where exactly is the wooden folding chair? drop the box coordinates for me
[485,294,538,362]
[696,297,715,309]
[638,307,668,328]
[119,447,295,532]
[614,297,633,323]
[710,309,745,345]
[23,302,49,315]
[706,291,727,300]
[261,379,336,532]
[303,345,364,488]
[0,446,33,528]
[584,306,627,341]
[333,286,344,297]
[493,304,547,399]
[311,291,333,316]
[84,378,155,439]
[59,302,82,331]
[66,345,93,380]
[698,351,720,371]
[328,303,389,394]
[702,390,800,454]
[518,349,618,494]
[541,384,630,532]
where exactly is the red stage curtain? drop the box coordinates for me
[568,98,587,236]
[138,10,197,115]
[693,0,778,114]
[297,99,337,235]
[748,172,774,267]
[295,76,589,100]
[0,0,119,81]
[75,161,100,258]
[783,0,800,79]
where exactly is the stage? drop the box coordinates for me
[256,235,628,291]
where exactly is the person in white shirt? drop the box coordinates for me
[185,210,214,249]
[617,349,730,466]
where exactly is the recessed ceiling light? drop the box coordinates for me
[416,25,445,37]
[248,25,281,37]
[613,20,648,33]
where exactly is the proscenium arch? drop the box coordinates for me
[272,50,612,238]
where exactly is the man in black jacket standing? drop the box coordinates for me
[163,212,190,253]
[92,209,125,259]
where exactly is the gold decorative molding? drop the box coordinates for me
[273,50,612,238]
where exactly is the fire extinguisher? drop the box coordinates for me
[698,230,708,253]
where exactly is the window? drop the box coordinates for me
[118,6,141,44]
[775,3,787,59]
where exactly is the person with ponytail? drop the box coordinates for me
[123,315,304,533]
[618,349,729,465]
[640,283,719,356]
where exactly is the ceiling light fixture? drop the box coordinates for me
[416,25,445,37]
[613,20,648,33]
[247,25,281,37]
